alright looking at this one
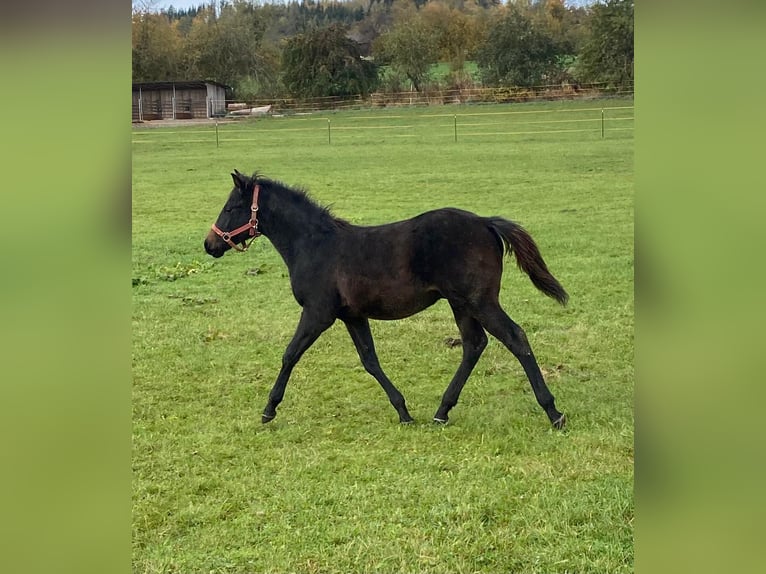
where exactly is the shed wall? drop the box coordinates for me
[133,83,225,121]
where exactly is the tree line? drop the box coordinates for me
[132,0,633,100]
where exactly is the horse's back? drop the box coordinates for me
[408,208,505,283]
[339,208,500,274]
[334,208,504,317]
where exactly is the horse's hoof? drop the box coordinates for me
[433,417,448,425]
[552,413,567,430]
[262,413,276,424]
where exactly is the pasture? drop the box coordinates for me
[132,99,634,573]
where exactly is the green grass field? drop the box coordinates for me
[132,98,634,573]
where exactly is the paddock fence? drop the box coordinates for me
[216,82,633,117]
[132,82,633,124]
[131,98,634,148]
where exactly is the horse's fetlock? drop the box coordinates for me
[391,397,405,410]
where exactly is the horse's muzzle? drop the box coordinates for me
[204,231,226,258]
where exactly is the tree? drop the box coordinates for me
[181,2,274,93]
[576,0,633,88]
[347,0,394,57]
[476,5,561,87]
[281,24,379,98]
[420,2,481,73]
[132,11,184,82]
[525,0,589,84]
[373,4,438,92]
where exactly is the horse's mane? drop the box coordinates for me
[253,172,350,230]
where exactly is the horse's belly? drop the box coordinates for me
[339,276,441,320]
[364,290,441,320]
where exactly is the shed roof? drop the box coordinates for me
[132,80,229,91]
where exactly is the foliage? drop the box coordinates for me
[232,62,283,101]
[182,2,269,90]
[576,0,634,87]
[420,2,483,72]
[133,2,277,94]
[476,5,564,87]
[373,4,438,92]
[132,12,183,82]
[346,0,395,57]
[132,99,634,573]
[528,0,588,54]
[282,24,379,98]
[131,0,633,98]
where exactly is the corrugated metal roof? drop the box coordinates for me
[132,80,229,91]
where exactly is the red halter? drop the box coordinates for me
[210,184,261,252]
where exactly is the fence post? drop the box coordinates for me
[328,119,331,145]
[601,108,605,138]
[454,115,458,143]
[215,121,219,148]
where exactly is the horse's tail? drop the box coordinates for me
[487,217,569,306]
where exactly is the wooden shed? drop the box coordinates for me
[132,81,228,121]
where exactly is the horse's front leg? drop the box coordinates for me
[262,309,334,423]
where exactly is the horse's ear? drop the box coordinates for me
[231,170,247,189]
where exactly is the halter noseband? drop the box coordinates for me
[211,184,262,252]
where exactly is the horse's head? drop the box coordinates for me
[204,170,262,258]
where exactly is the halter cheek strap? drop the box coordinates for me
[211,184,261,252]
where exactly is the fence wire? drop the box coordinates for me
[132,102,634,146]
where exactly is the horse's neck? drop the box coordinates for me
[262,188,334,268]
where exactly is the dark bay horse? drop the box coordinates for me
[204,171,568,428]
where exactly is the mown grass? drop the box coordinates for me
[132,98,633,573]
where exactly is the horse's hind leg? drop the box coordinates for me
[344,317,414,423]
[433,304,488,424]
[475,303,566,429]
